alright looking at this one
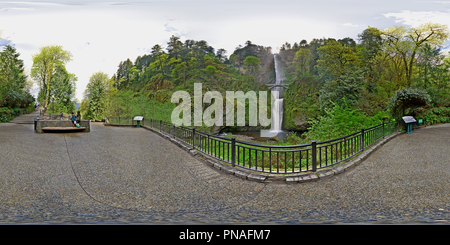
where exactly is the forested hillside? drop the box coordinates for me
[280,23,450,140]
[79,23,450,141]
[80,36,272,133]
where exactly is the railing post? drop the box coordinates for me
[192,128,196,147]
[231,136,236,167]
[382,121,385,138]
[361,128,365,150]
[160,120,162,132]
[119,117,121,125]
[311,140,317,172]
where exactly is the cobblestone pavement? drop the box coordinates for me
[1,112,450,224]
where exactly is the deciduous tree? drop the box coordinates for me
[31,45,72,108]
[381,22,450,86]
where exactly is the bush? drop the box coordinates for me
[423,107,450,125]
[388,88,431,120]
[303,103,385,141]
[426,87,450,107]
[0,90,34,108]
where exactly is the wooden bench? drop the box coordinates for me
[41,127,86,131]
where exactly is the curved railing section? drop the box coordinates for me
[106,117,405,174]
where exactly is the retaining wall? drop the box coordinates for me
[35,119,90,133]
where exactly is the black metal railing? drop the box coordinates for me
[106,117,402,174]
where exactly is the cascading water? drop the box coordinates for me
[230,53,289,140]
[271,54,285,133]
[259,53,286,138]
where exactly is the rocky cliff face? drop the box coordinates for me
[277,49,319,133]
[230,43,275,84]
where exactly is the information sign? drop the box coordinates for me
[402,116,416,124]
[133,116,143,121]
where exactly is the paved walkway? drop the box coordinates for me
[7,109,40,124]
[1,111,450,224]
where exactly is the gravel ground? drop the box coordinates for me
[1,111,450,225]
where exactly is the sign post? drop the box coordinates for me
[402,116,416,134]
[133,116,143,128]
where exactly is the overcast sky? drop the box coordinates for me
[1,0,450,102]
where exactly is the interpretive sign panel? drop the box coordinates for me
[402,116,416,124]
[133,116,143,121]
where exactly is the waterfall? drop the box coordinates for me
[260,54,286,138]
[271,54,284,132]
[260,53,286,138]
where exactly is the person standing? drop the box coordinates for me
[71,112,76,127]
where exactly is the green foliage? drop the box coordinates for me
[315,39,359,81]
[0,89,34,108]
[82,72,109,120]
[425,87,450,107]
[82,23,450,140]
[49,66,77,114]
[422,107,450,125]
[31,45,72,107]
[51,101,75,115]
[105,88,176,123]
[0,45,27,92]
[303,103,386,141]
[0,107,13,122]
[0,103,35,123]
[318,69,364,111]
[388,87,431,119]
[282,73,321,131]
[243,56,261,75]
[0,45,34,109]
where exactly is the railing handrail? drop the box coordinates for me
[106,116,404,174]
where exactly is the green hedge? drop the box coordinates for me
[0,104,35,123]
[423,107,450,125]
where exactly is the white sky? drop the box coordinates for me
[1,0,450,102]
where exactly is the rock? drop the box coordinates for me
[270,136,281,142]
[292,112,309,131]
[211,125,225,135]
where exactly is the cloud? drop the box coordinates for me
[341,23,366,28]
[383,10,450,27]
[426,1,450,4]
[164,23,178,33]
[0,2,171,101]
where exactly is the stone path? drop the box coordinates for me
[1,111,450,224]
[7,109,40,124]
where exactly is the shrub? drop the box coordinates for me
[388,88,431,120]
[303,103,383,141]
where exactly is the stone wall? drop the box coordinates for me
[35,119,90,133]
